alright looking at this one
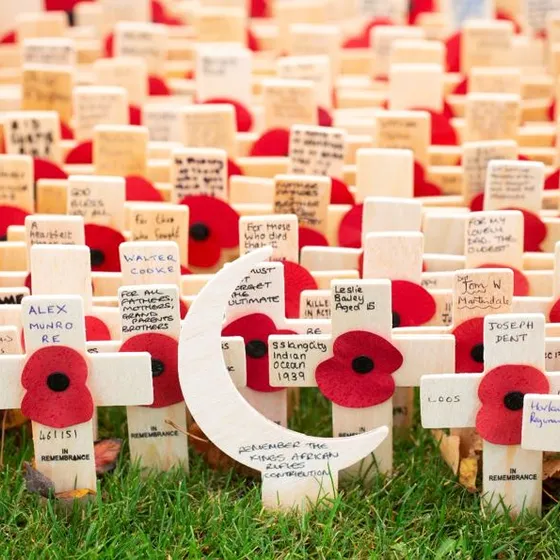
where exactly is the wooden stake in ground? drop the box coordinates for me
[0,294,153,493]
[421,313,551,516]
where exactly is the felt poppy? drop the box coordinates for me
[120,333,182,408]
[477,263,529,296]
[283,260,318,318]
[65,140,93,164]
[408,0,435,24]
[250,129,291,157]
[545,168,559,190]
[412,106,457,146]
[331,178,355,205]
[60,122,74,140]
[298,226,329,251]
[338,203,363,248]
[34,159,68,183]
[547,101,555,124]
[445,32,461,73]
[495,11,522,34]
[148,75,171,96]
[125,176,163,201]
[222,313,296,392]
[180,194,239,268]
[251,0,269,17]
[342,17,393,48]
[179,298,188,319]
[315,331,403,408]
[84,223,126,272]
[391,280,436,327]
[247,29,260,52]
[452,77,468,95]
[21,346,94,429]
[318,107,333,127]
[0,31,16,44]
[0,206,29,240]
[227,158,244,178]
[85,316,112,341]
[203,98,253,132]
[152,0,184,25]
[476,364,549,445]
[452,317,485,373]
[414,161,441,197]
[129,105,142,125]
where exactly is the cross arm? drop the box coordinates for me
[268,334,332,387]
[420,373,483,429]
[0,355,25,409]
[392,334,455,387]
[88,352,154,407]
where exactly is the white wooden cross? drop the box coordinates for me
[421,313,552,516]
[269,278,455,478]
[0,294,153,494]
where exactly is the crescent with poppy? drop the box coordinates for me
[178,246,388,511]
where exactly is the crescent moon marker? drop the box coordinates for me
[179,247,389,511]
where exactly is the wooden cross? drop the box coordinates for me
[0,294,153,494]
[268,278,455,478]
[421,313,553,516]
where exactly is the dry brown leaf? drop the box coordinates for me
[3,410,27,430]
[94,438,122,475]
[432,430,461,475]
[55,488,95,500]
[23,461,55,497]
[459,457,479,492]
[543,457,560,480]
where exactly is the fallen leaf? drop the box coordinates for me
[459,457,479,492]
[56,488,95,500]
[543,456,560,480]
[23,462,54,497]
[94,438,122,475]
[432,430,461,475]
[3,410,27,430]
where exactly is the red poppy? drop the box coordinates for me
[469,192,484,211]
[60,122,74,140]
[453,77,468,95]
[283,260,318,318]
[476,364,549,445]
[179,298,188,319]
[21,346,94,428]
[545,169,559,190]
[0,206,29,239]
[247,29,260,52]
[411,107,457,146]
[129,105,142,125]
[452,317,484,373]
[298,226,329,251]
[0,31,16,44]
[34,159,68,183]
[495,10,522,34]
[180,194,239,268]
[120,333,182,408]
[152,0,184,25]
[331,178,355,205]
[148,75,171,96]
[547,101,555,123]
[85,315,112,341]
[445,32,461,73]
[414,161,441,197]
[408,0,435,24]
[318,107,333,127]
[84,223,126,272]
[343,17,393,48]
[203,98,253,132]
[125,176,163,201]
[251,0,269,17]
[315,331,403,408]
[227,158,244,178]
[45,0,86,9]
[250,129,290,157]
[477,263,529,296]
[65,140,93,164]
[391,280,436,327]
[338,203,363,248]
[222,313,295,392]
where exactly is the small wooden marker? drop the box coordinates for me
[0,294,152,493]
[464,93,521,143]
[93,57,148,106]
[262,79,318,130]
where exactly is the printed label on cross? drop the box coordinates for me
[421,313,553,516]
[269,279,455,477]
[0,294,153,493]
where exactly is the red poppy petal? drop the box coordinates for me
[227,158,244,178]
[476,364,549,445]
[331,177,355,205]
[129,105,142,125]
[125,176,163,201]
[34,159,68,182]
[477,264,529,297]
[247,29,260,52]
[424,110,457,146]
[104,33,114,58]
[408,0,435,24]
[21,346,93,428]
[315,330,403,408]
[188,235,222,268]
[298,226,329,251]
[283,260,317,319]
[504,207,547,252]
[548,101,556,123]
[250,128,290,157]
[361,17,393,41]
[452,77,468,95]
[391,280,436,327]
[85,315,112,341]
[343,34,369,49]
[203,98,253,132]
[179,299,188,319]
[496,10,522,34]
[25,273,32,292]
[338,203,363,248]
[148,75,171,96]
[0,206,29,238]
[446,32,461,73]
[415,178,442,197]
[152,0,183,25]
[84,223,126,272]
[0,31,16,44]
[470,192,484,211]
[250,0,269,17]
[318,107,332,127]
[222,313,295,392]
[550,299,560,323]
[120,333,182,407]
[452,317,485,373]
[60,122,74,140]
[545,169,559,190]
[65,140,93,164]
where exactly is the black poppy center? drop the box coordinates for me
[151,358,165,377]
[504,391,525,411]
[352,356,374,374]
[470,343,484,364]
[0,234,7,242]
[90,248,106,267]
[246,339,267,359]
[392,311,401,328]
[47,372,70,392]
[189,222,210,242]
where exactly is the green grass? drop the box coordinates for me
[1,390,560,559]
